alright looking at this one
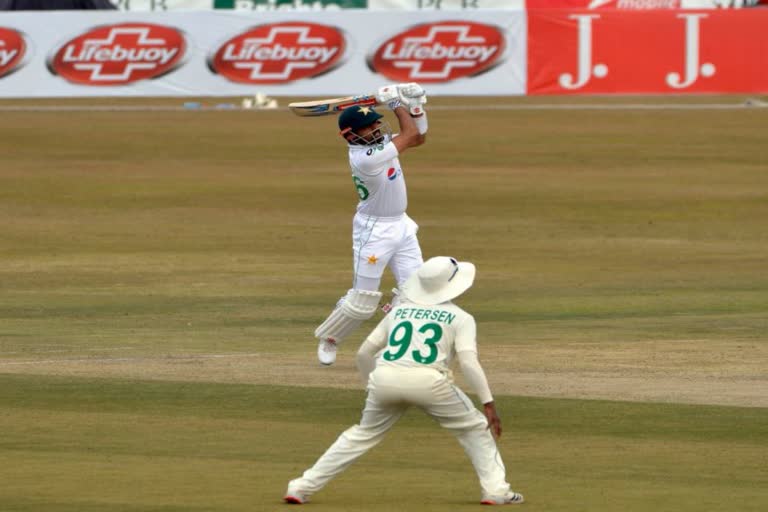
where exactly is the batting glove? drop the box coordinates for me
[397,82,426,99]
[375,84,399,105]
[400,94,427,116]
[387,98,402,111]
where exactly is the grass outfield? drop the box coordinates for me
[1,374,767,512]
[1,96,767,510]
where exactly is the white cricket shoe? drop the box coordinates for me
[284,481,310,504]
[481,491,525,505]
[317,338,338,366]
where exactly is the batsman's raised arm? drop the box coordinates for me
[383,82,428,154]
[391,106,426,154]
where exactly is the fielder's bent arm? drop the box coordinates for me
[356,320,388,384]
[459,350,503,437]
[457,350,494,405]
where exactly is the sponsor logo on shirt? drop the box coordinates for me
[365,144,385,156]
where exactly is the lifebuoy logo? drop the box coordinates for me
[0,28,27,79]
[368,21,505,83]
[526,0,681,8]
[48,23,186,86]
[209,22,346,84]
[588,0,680,8]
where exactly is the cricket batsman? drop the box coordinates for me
[286,256,525,506]
[314,83,429,365]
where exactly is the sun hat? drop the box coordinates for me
[400,256,476,306]
[338,105,383,134]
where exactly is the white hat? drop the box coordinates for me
[401,256,476,306]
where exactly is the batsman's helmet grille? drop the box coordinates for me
[338,106,383,134]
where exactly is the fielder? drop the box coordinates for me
[286,256,525,506]
[315,83,429,365]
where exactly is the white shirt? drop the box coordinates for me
[347,135,407,218]
[366,301,477,375]
[358,300,494,404]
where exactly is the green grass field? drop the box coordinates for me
[1,96,767,511]
[1,374,767,512]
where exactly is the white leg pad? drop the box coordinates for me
[315,289,382,342]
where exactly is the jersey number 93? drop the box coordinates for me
[383,320,443,365]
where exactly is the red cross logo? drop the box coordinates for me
[210,22,346,84]
[49,23,186,86]
[0,28,27,79]
[369,22,505,83]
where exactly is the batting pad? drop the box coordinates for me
[314,289,382,343]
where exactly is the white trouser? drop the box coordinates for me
[289,366,512,499]
[352,212,423,291]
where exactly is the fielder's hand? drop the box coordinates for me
[483,402,502,438]
[375,84,399,105]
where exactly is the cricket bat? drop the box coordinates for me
[288,94,378,117]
